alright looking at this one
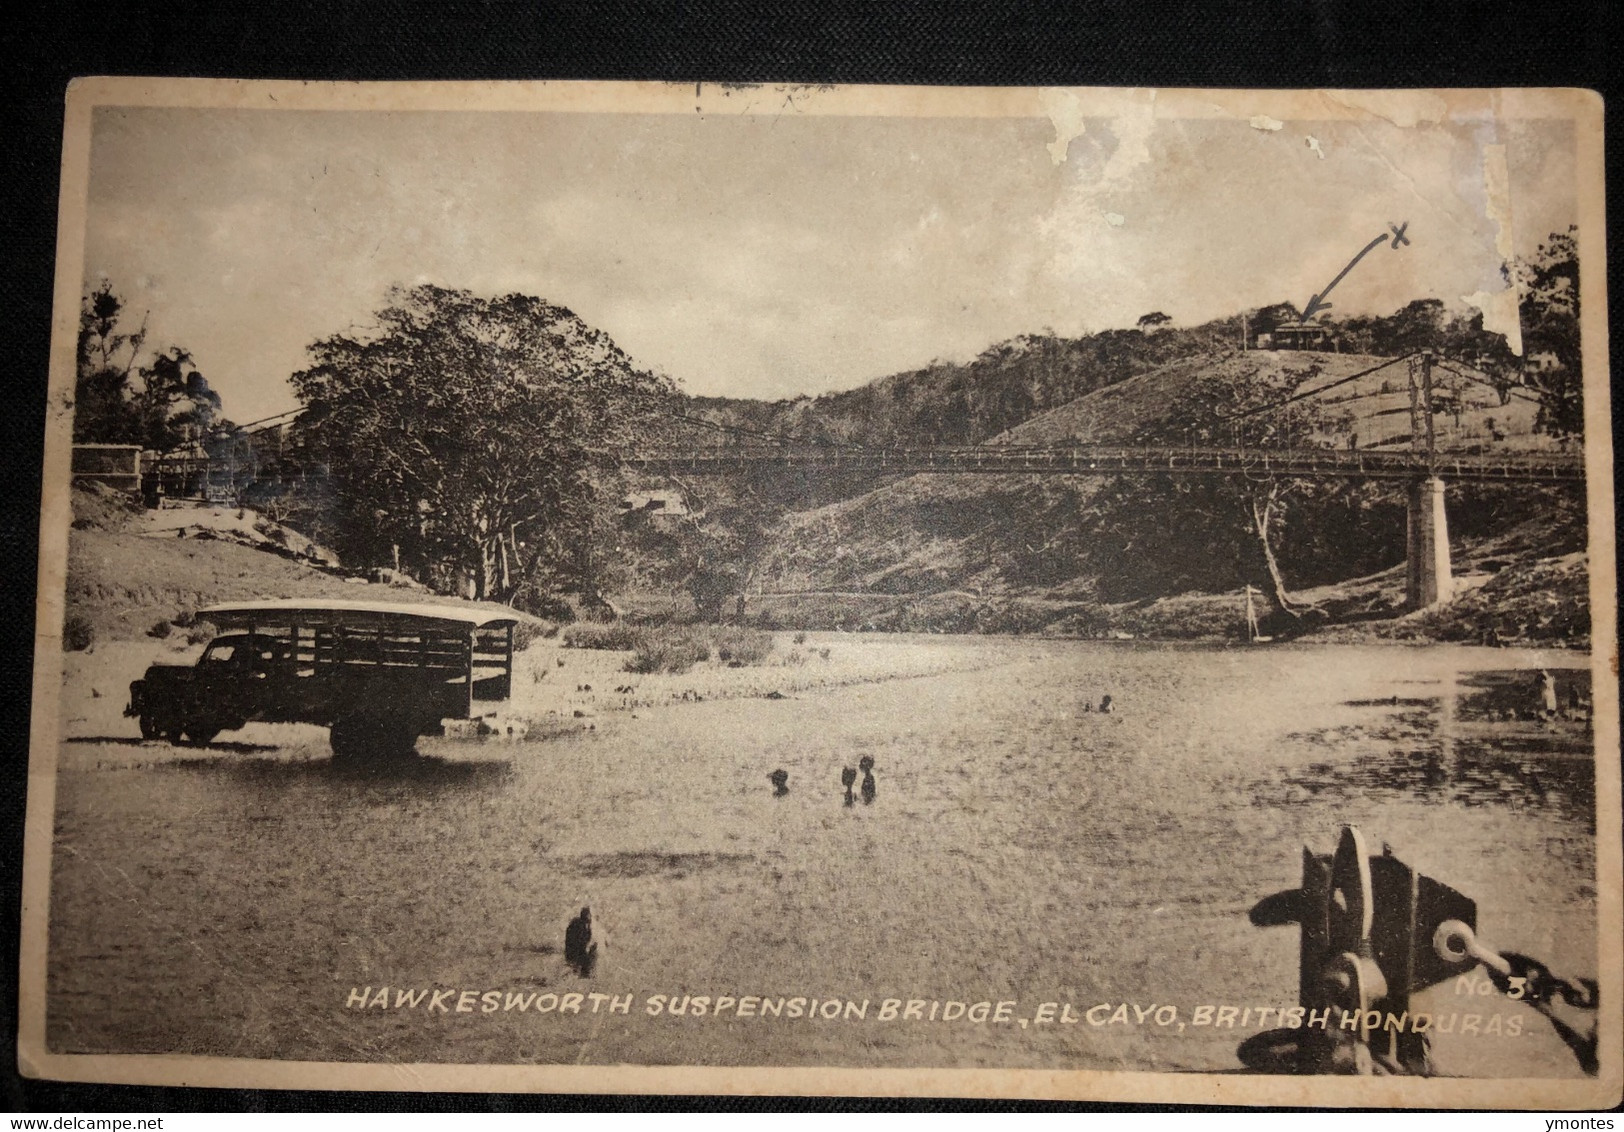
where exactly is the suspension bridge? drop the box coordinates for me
[90,347,1583,614]
[624,350,1585,611]
[624,442,1581,483]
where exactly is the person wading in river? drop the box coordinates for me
[1539,670,1559,721]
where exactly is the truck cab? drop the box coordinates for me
[127,632,276,745]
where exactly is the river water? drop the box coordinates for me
[49,638,1598,1076]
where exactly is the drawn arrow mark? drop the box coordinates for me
[1301,223,1410,322]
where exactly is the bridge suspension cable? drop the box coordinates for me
[1432,358,1546,408]
[627,348,1572,478]
[1217,352,1419,423]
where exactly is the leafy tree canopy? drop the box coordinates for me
[289,284,676,604]
[1513,227,1581,437]
[1088,361,1357,616]
[75,282,223,448]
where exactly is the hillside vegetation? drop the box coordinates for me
[72,282,1584,648]
[623,322,1586,646]
[683,326,1201,449]
[678,296,1529,451]
[994,349,1548,452]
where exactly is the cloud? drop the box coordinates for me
[78,103,1574,416]
[1462,288,1523,355]
[1039,92,1162,285]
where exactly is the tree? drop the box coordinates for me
[75,283,146,443]
[136,347,222,449]
[1107,361,1353,618]
[1136,311,1172,331]
[289,285,675,604]
[74,282,223,448]
[1252,302,1300,332]
[1512,227,1581,438]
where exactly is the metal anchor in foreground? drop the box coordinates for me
[1243,825,1598,1075]
[1432,918,1600,1074]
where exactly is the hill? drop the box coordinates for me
[682,322,1255,450]
[672,294,1526,454]
[196,289,1577,645]
[993,348,1550,453]
[722,347,1586,644]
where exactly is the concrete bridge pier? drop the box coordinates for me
[1405,476,1453,610]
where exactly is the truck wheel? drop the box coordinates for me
[330,715,417,763]
[329,716,363,762]
[153,714,183,744]
[138,712,160,741]
[182,724,221,746]
[385,719,423,760]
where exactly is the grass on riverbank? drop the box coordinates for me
[562,622,775,674]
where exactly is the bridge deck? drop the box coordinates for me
[624,445,1584,483]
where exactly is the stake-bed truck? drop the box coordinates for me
[126,599,519,760]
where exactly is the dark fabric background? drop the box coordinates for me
[2,0,1619,1114]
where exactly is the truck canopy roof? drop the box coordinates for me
[200,599,521,632]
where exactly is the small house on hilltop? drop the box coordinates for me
[1267,321,1339,352]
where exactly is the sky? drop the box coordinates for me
[80,98,1578,424]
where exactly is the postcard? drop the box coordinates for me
[19,79,1617,1107]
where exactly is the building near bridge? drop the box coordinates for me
[70,443,143,494]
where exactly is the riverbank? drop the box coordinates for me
[65,488,1589,654]
[56,630,1040,750]
[607,549,1590,651]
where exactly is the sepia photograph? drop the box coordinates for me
[18,80,1618,1107]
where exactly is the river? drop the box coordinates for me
[48,637,1598,1076]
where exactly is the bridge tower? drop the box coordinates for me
[1404,350,1453,609]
